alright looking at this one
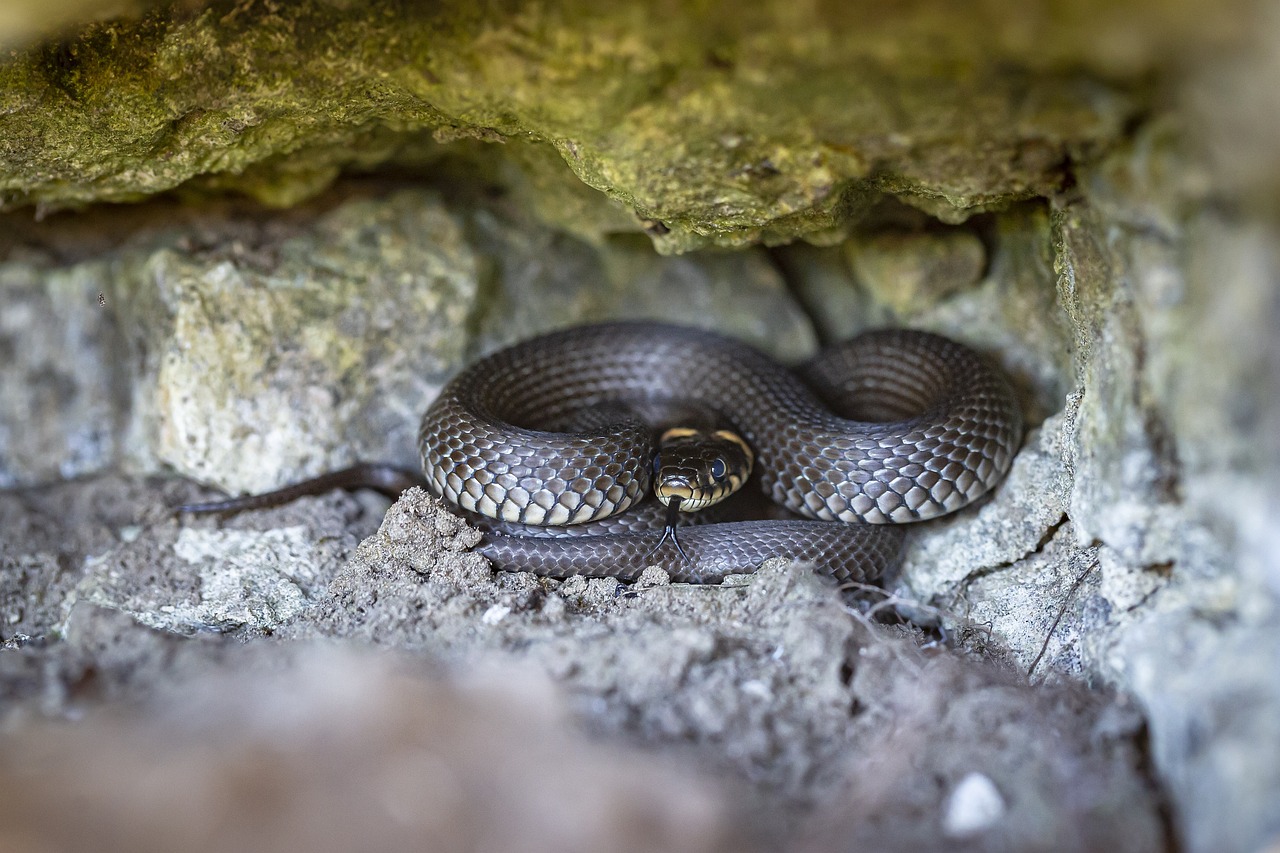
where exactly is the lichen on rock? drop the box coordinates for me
[0,0,1189,251]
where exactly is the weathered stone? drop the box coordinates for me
[292,487,1164,845]
[845,229,986,317]
[0,188,814,493]
[781,205,1070,419]
[135,190,479,493]
[800,643,1165,853]
[460,210,815,362]
[77,525,330,634]
[901,402,1075,595]
[0,258,123,487]
[0,0,1217,251]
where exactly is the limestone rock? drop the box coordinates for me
[0,0,1204,251]
[0,188,812,493]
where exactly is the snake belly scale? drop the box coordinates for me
[418,321,1022,584]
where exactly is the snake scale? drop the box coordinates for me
[417,321,1022,585]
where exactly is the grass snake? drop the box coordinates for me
[416,321,1023,586]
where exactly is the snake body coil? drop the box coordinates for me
[419,321,1022,584]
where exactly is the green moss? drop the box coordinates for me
[0,0,1224,250]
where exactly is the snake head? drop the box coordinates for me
[652,427,754,512]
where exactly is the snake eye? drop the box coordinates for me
[710,458,726,481]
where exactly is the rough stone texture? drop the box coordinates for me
[762,89,1280,851]
[0,472,378,643]
[780,205,1070,421]
[0,0,1240,252]
[0,189,478,491]
[798,644,1164,853]
[1070,132,1280,851]
[845,228,987,317]
[140,190,478,493]
[0,186,813,493]
[0,479,1167,852]
[0,257,124,487]
[0,187,1225,851]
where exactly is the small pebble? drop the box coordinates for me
[942,771,1005,838]
[480,604,511,625]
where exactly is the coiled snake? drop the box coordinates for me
[417,321,1022,585]
[182,321,1021,587]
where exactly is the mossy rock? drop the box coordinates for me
[0,0,1228,252]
